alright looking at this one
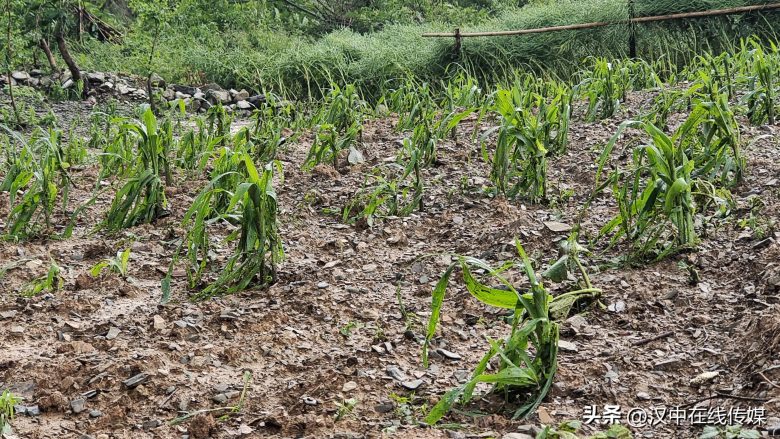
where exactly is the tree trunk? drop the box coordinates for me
[55,32,89,98]
[39,39,59,72]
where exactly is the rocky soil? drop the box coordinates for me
[0,85,779,439]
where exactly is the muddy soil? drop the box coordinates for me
[0,90,779,439]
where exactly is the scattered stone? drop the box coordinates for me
[543,221,572,233]
[502,434,534,439]
[10,325,24,335]
[233,89,249,101]
[385,365,407,381]
[436,348,461,360]
[608,300,626,313]
[162,88,175,100]
[236,100,252,110]
[14,405,40,416]
[400,379,424,390]
[558,340,578,352]
[302,396,318,406]
[173,84,198,95]
[342,381,358,392]
[89,409,103,418]
[150,73,165,87]
[653,358,682,371]
[11,71,30,81]
[375,401,394,413]
[106,327,121,340]
[636,391,651,400]
[86,72,106,84]
[690,370,720,386]
[123,373,148,389]
[142,419,161,430]
[317,281,329,289]
[153,315,166,330]
[206,89,230,104]
[1,310,18,319]
[70,398,86,414]
[363,263,377,272]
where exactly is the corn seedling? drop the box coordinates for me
[0,390,21,434]
[102,108,172,232]
[423,240,560,423]
[743,41,779,126]
[576,58,628,121]
[386,77,437,132]
[2,128,72,239]
[483,86,569,202]
[595,99,743,260]
[90,248,131,278]
[163,158,283,302]
[20,259,62,297]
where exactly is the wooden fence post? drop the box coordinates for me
[454,28,462,58]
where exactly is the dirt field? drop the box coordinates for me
[1,91,779,439]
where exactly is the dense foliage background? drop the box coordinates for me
[3,0,780,98]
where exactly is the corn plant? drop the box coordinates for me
[163,157,283,302]
[743,41,779,125]
[304,122,361,170]
[576,58,628,121]
[385,77,437,132]
[483,86,569,202]
[424,240,559,423]
[595,99,743,260]
[1,128,72,239]
[91,248,131,278]
[205,103,233,146]
[20,260,62,297]
[0,390,20,434]
[342,150,423,227]
[102,108,172,232]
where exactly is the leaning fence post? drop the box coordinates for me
[454,28,462,58]
[628,0,637,58]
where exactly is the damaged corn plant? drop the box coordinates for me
[483,83,570,202]
[162,155,283,302]
[1,127,72,240]
[595,96,744,261]
[423,239,600,423]
[304,84,366,169]
[102,107,173,232]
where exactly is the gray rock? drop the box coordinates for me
[89,409,102,418]
[173,84,198,95]
[201,82,224,92]
[123,373,148,388]
[116,84,133,95]
[86,72,105,84]
[106,327,121,340]
[62,78,75,89]
[400,379,424,390]
[174,91,191,100]
[162,88,175,100]
[502,434,534,439]
[317,281,329,289]
[142,419,160,429]
[233,89,250,102]
[436,348,461,360]
[98,82,114,92]
[30,69,44,77]
[11,71,30,82]
[71,397,86,414]
[237,100,253,110]
[206,89,230,104]
[374,401,394,413]
[385,365,406,381]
